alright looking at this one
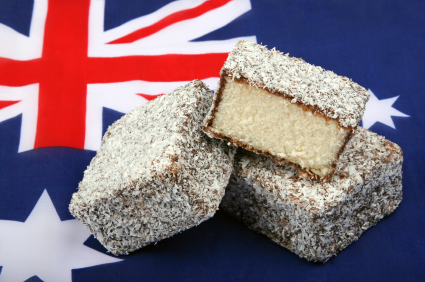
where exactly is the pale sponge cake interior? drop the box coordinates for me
[210,78,349,177]
[203,40,370,182]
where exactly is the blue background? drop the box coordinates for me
[0,0,424,281]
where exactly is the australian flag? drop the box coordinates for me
[0,0,423,281]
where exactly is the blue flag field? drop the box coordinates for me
[0,0,424,281]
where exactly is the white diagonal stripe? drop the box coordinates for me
[84,78,219,151]
[0,0,47,60]
[89,0,255,56]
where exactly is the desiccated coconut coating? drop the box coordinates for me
[212,39,369,128]
[203,40,370,182]
[221,127,402,262]
[69,80,236,256]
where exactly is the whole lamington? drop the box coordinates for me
[221,127,402,262]
[203,40,370,182]
[69,80,235,256]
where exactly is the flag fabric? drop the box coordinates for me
[0,0,424,281]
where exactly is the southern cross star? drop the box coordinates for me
[361,89,409,129]
[0,190,122,282]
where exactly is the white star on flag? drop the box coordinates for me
[0,190,122,282]
[361,89,409,129]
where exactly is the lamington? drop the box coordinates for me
[203,40,370,182]
[221,127,402,262]
[69,80,236,256]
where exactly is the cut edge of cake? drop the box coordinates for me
[203,40,370,183]
[203,76,356,183]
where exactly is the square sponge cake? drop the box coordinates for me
[203,40,370,182]
[221,127,403,262]
[69,80,236,255]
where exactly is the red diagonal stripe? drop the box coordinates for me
[0,100,21,110]
[107,0,232,44]
[137,93,163,101]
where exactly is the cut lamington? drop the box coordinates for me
[203,40,370,182]
[69,80,236,256]
[221,127,402,262]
